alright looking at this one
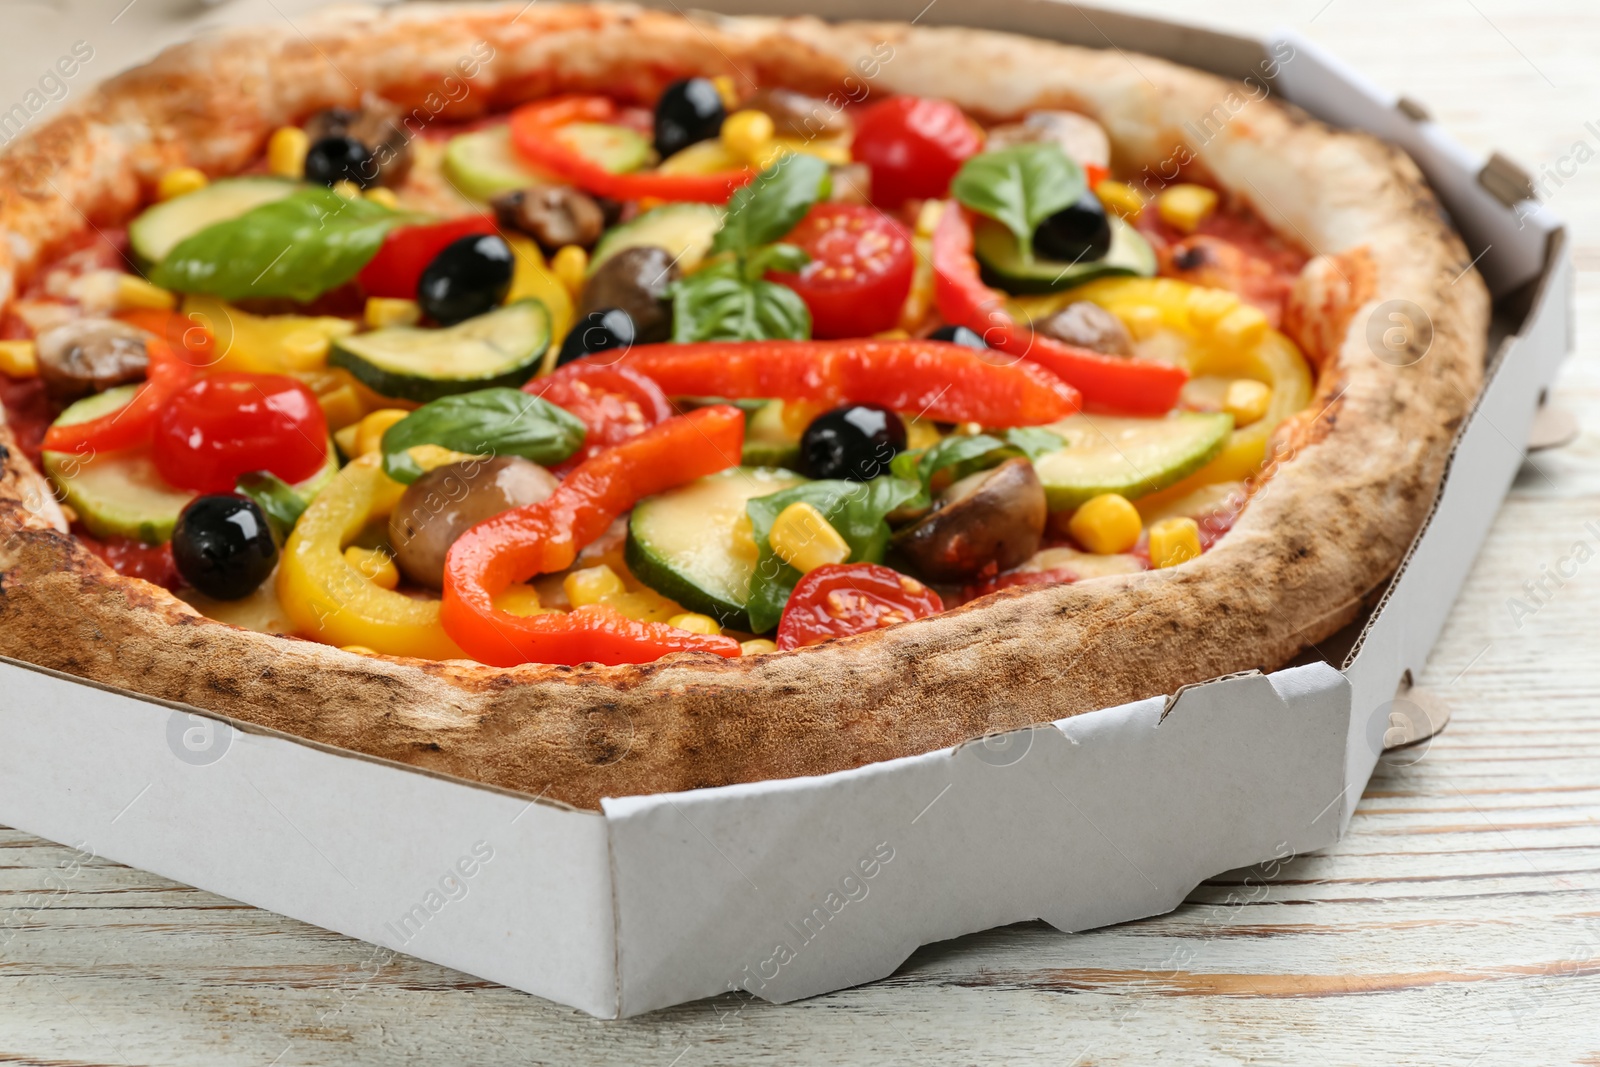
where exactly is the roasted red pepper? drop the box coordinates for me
[931,203,1187,416]
[509,96,753,204]
[357,215,501,299]
[608,338,1079,426]
[441,406,746,666]
[40,334,206,454]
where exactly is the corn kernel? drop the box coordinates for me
[365,297,421,330]
[915,199,946,237]
[711,74,741,111]
[1184,286,1238,328]
[340,645,379,656]
[331,180,363,200]
[740,638,778,656]
[365,187,400,210]
[1067,493,1143,555]
[730,513,759,563]
[267,126,310,178]
[722,109,775,163]
[494,584,549,617]
[1215,303,1269,349]
[551,244,588,298]
[334,422,362,458]
[317,383,365,431]
[668,612,722,635]
[564,564,626,607]
[1148,516,1202,568]
[1224,379,1273,427]
[905,416,942,451]
[1157,183,1219,233]
[769,501,851,574]
[1095,179,1145,221]
[157,166,208,201]
[344,545,400,590]
[772,137,851,166]
[353,408,410,457]
[0,340,38,377]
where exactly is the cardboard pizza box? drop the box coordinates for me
[0,0,1573,1018]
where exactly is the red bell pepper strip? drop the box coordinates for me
[41,334,203,455]
[440,405,746,667]
[357,215,501,299]
[509,96,754,205]
[931,203,1187,416]
[607,338,1079,427]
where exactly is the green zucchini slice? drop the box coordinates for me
[974,215,1156,294]
[1032,412,1233,511]
[329,299,551,403]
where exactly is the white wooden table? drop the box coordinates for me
[4,1,1599,1062]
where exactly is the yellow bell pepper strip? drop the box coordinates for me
[503,234,574,362]
[441,406,746,667]
[181,295,355,373]
[277,454,466,659]
[930,202,1188,415]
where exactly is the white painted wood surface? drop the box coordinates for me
[3,1,1599,1062]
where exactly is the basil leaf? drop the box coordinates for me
[1003,426,1065,460]
[713,153,830,255]
[744,476,923,633]
[379,388,586,484]
[235,470,309,536]
[671,264,812,343]
[151,187,411,303]
[748,242,810,277]
[951,144,1084,262]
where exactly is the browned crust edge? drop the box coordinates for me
[0,3,1488,810]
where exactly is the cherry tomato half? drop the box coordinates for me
[525,362,675,470]
[776,562,944,650]
[357,215,501,299]
[767,204,915,339]
[851,96,983,210]
[153,373,328,494]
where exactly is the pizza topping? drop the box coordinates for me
[389,456,560,589]
[304,100,413,188]
[746,88,854,143]
[851,96,983,209]
[1034,192,1114,264]
[653,78,729,160]
[931,202,1185,414]
[34,318,150,401]
[1031,412,1233,512]
[609,338,1079,426]
[556,308,636,367]
[356,215,500,300]
[305,134,378,190]
[589,202,724,275]
[1148,516,1202,569]
[329,299,552,403]
[798,403,906,482]
[1032,301,1133,356]
[152,373,328,494]
[171,494,279,600]
[983,111,1111,179]
[525,361,672,468]
[892,457,1048,582]
[375,387,586,484]
[578,247,679,344]
[491,186,606,254]
[764,203,914,339]
[775,563,944,650]
[416,234,516,326]
[439,405,746,666]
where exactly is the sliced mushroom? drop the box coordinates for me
[492,185,606,254]
[747,88,855,142]
[388,456,559,589]
[1033,301,1133,357]
[985,110,1111,170]
[828,162,873,205]
[34,317,150,401]
[306,96,413,187]
[578,245,679,343]
[892,457,1047,582]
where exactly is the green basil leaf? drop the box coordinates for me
[712,153,830,255]
[744,476,923,633]
[671,266,812,343]
[951,144,1084,262]
[748,241,810,277]
[1003,426,1065,460]
[379,387,586,484]
[151,187,411,303]
[235,470,309,536]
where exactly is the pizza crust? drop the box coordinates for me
[0,3,1487,810]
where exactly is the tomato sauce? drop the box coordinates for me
[73,525,183,590]
[1137,200,1307,326]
